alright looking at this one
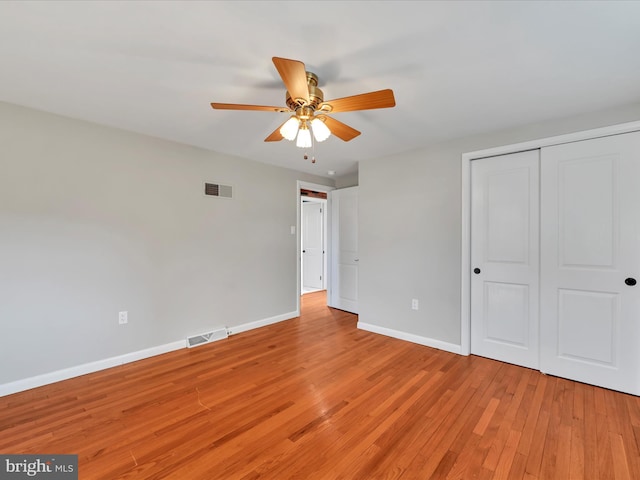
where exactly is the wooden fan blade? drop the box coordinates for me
[272,57,310,105]
[318,89,396,113]
[319,115,361,142]
[211,103,289,112]
[264,121,287,142]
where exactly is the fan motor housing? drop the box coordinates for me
[286,71,323,110]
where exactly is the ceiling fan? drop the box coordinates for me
[211,57,396,148]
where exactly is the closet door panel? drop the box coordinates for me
[470,150,540,369]
[540,131,640,395]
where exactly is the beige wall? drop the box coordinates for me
[4,97,640,387]
[358,102,640,347]
[0,101,333,385]
[334,171,358,188]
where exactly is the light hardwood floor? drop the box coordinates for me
[2,291,640,479]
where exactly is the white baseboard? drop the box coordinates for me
[357,322,462,355]
[0,340,185,398]
[0,310,300,398]
[227,310,299,336]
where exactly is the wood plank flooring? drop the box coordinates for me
[2,291,640,479]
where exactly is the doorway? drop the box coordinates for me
[301,192,327,294]
[296,181,335,314]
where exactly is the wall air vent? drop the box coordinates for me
[205,183,233,198]
[186,328,229,348]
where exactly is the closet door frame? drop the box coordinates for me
[460,120,640,356]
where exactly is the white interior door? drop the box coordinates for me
[540,132,640,395]
[329,187,358,313]
[302,201,324,292]
[470,150,540,370]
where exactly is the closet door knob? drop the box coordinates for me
[625,277,637,286]
[473,268,481,274]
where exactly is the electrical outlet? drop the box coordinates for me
[411,299,419,310]
[118,311,128,324]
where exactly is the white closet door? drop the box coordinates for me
[540,132,640,395]
[329,187,359,313]
[470,150,540,369]
[302,201,324,291]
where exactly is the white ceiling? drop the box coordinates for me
[1,1,640,179]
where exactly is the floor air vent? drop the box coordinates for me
[205,182,233,198]
[187,328,229,348]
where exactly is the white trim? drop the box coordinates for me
[462,119,640,162]
[357,322,462,355]
[1,309,300,397]
[0,340,184,397]
[460,156,471,356]
[300,196,328,292]
[460,120,640,358]
[302,288,324,295]
[296,180,335,315]
[226,311,298,336]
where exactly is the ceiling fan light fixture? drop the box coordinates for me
[211,57,396,147]
[296,123,312,148]
[280,116,300,141]
[311,118,331,142]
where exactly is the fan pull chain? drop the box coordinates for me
[312,135,316,163]
[303,128,317,164]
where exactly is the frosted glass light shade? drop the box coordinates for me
[280,117,300,141]
[296,125,312,148]
[311,118,331,142]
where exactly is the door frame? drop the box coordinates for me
[301,196,327,294]
[460,120,640,356]
[296,181,335,314]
